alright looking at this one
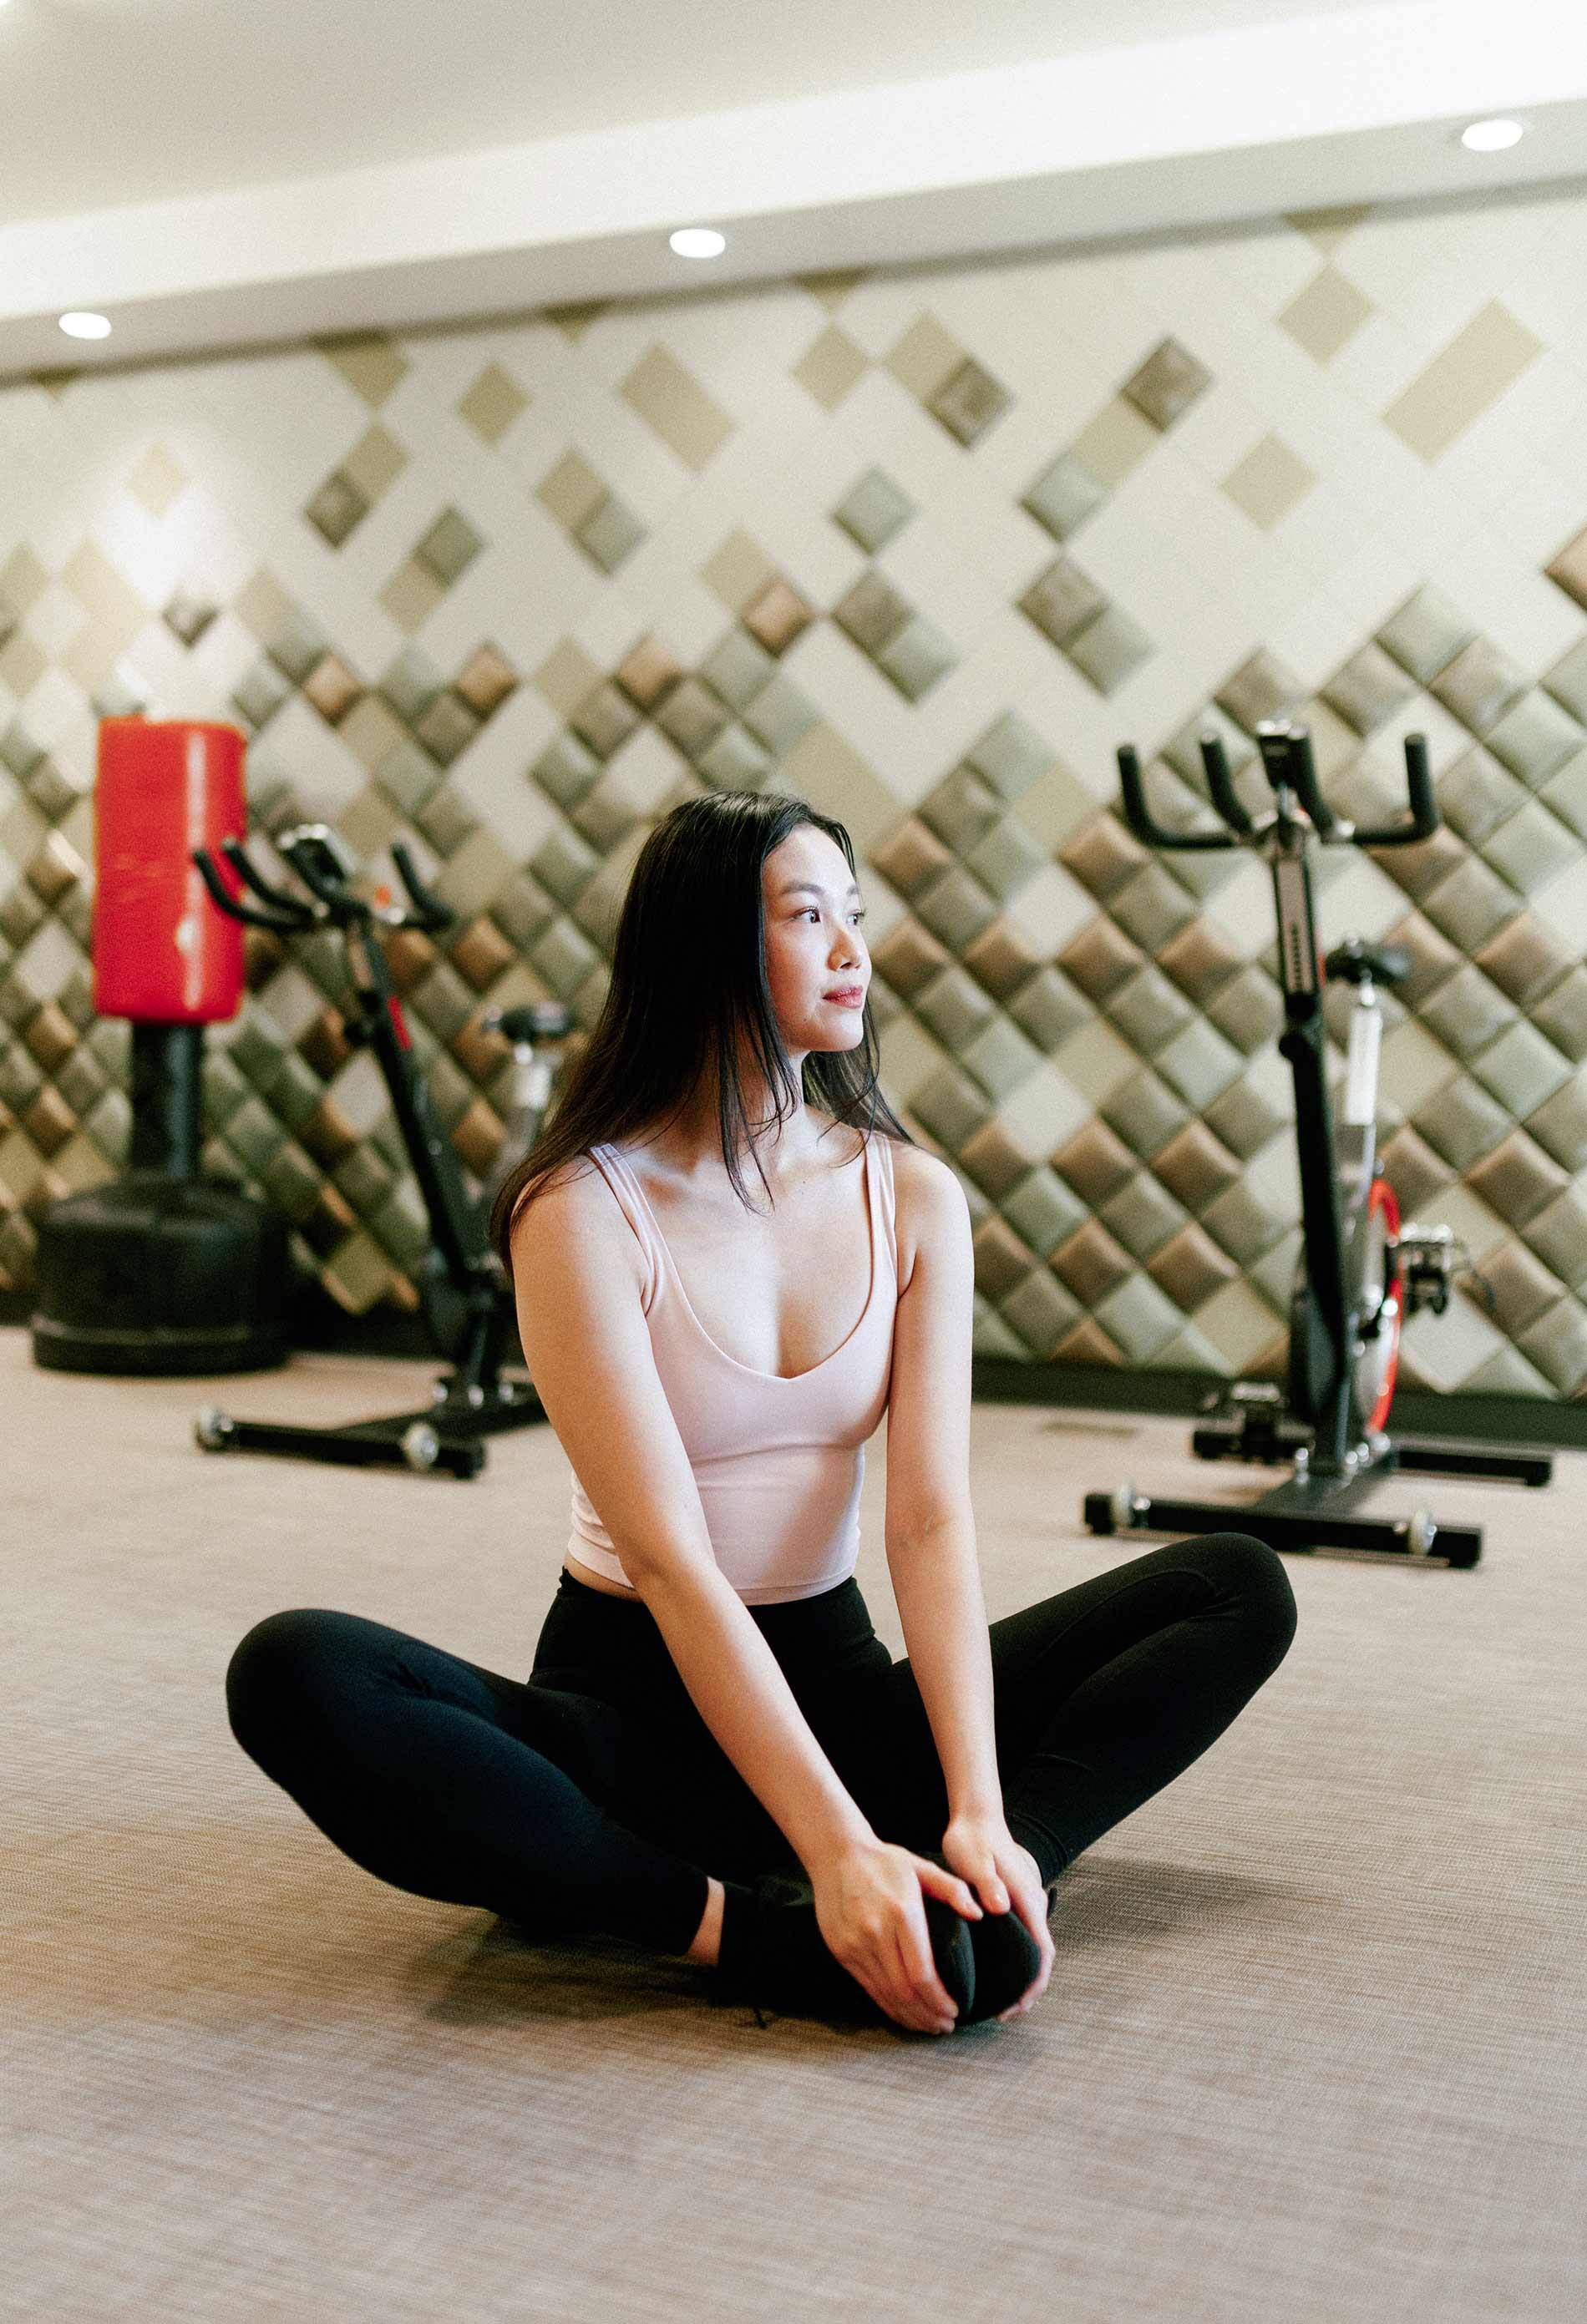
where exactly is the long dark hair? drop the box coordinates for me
[489,789,915,1264]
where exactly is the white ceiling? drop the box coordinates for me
[1,0,1584,376]
[0,0,1405,223]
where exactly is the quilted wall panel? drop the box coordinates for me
[3,185,1587,1398]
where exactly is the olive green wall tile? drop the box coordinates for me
[1193,1277,1286,1372]
[1531,967,1587,1063]
[1524,1076,1587,1173]
[1471,1023,1572,1118]
[1431,635,1532,738]
[1065,606,1153,696]
[1477,1239,1563,1336]
[834,470,915,555]
[1093,1273,1182,1363]
[577,495,647,575]
[1053,1016,1138,1110]
[963,715,1055,808]
[1473,913,1571,1007]
[1539,748,1587,842]
[1105,966,1196,1058]
[1022,453,1109,544]
[914,865,999,953]
[914,965,998,1052]
[1392,1059,1485,1166]
[1467,1130,1567,1225]
[1246,1223,1304,1312]
[959,1015,1045,1103]
[1200,1178,1287,1267]
[1457,1340,1556,1397]
[1204,965,1284,1054]
[1000,1167,1088,1259]
[1485,689,1584,787]
[1519,1192,1587,1297]
[1420,856,1519,951]
[1484,801,1579,894]
[920,768,1001,857]
[910,1060,992,1149]
[1099,1172,1188,1263]
[1419,965,1519,1059]
[1006,965,1088,1055]
[742,674,820,757]
[1155,1019,1245,1111]
[998,1268,1082,1359]
[1106,863,1197,951]
[1101,1069,1190,1160]
[1517,1299,1587,1393]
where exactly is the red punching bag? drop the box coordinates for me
[31,716,291,1378]
[94,717,246,1025]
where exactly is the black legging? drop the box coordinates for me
[226,1534,1296,1960]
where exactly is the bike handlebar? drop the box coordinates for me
[191,844,312,934]
[1120,725,1439,852]
[1199,734,1252,834]
[1118,745,1239,851]
[390,841,454,933]
[1259,722,1341,838]
[221,836,317,924]
[193,823,457,936]
[1354,732,1437,847]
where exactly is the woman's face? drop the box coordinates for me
[760,825,870,1058]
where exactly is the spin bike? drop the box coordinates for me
[1083,722,1552,1568]
[189,823,572,1477]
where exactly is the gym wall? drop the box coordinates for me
[2,181,1585,1402]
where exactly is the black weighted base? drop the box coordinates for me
[195,1372,548,1479]
[32,1174,290,1377]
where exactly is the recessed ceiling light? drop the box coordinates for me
[1460,118,1525,153]
[58,311,113,341]
[670,228,726,260]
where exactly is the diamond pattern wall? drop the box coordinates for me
[3,190,1587,1400]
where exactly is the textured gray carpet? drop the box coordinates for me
[4,1330,1583,2322]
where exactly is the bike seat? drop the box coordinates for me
[1324,939,1411,988]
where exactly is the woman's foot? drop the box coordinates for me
[710,1871,974,2031]
[922,1852,1043,2024]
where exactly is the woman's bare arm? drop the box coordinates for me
[883,1148,1002,1815]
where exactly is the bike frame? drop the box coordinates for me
[1086,719,1553,1562]
[1264,798,1356,1466]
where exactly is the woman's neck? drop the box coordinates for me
[636,1082,838,1188]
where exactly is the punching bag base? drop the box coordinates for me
[31,1175,292,1378]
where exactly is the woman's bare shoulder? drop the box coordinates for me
[885,1137,966,1289]
[509,1153,643,1287]
[890,1137,961,1203]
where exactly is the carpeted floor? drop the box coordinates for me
[4,1325,1583,2322]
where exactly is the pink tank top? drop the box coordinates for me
[566,1132,900,1603]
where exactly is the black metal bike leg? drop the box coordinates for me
[198,1411,485,1479]
[1084,1469,1481,1567]
[1392,1436,1554,1488]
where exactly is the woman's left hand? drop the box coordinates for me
[939,1811,1054,2018]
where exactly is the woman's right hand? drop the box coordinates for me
[808,1835,983,2033]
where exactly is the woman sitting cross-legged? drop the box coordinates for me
[226,789,1297,2036]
